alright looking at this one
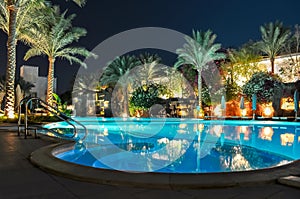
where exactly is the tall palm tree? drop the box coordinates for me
[175,30,226,112]
[0,0,86,117]
[0,0,46,117]
[258,21,290,74]
[100,55,140,117]
[22,6,96,106]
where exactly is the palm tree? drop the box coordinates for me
[0,0,83,117]
[0,0,86,117]
[223,44,262,85]
[22,7,96,106]
[258,21,290,74]
[15,76,34,96]
[65,0,86,7]
[175,30,226,112]
[137,52,161,64]
[100,55,140,117]
[132,53,168,86]
[0,0,47,117]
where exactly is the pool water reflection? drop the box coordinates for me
[44,118,300,173]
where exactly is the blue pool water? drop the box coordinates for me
[43,117,300,173]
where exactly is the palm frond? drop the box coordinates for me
[24,48,44,61]
[59,54,87,68]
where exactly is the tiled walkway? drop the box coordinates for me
[1,123,300,198]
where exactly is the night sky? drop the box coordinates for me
[1,0,300,94]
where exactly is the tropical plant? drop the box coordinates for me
[242,72,283,103]
[175,30,226,112]
[0,75,5,92]
[222,44,263,86]
[257,21,290,74]
[22,6,96,106]
[100,55,140,116]
[133,52,164,85]
[52,93,71,116]
[137,52,161,64]
[0,0,47,117]
[129,83,171,114]
[0,0,86,117]
[15,76,34,96]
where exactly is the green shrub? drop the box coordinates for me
[129,83,172,111]
[243,72,283,103]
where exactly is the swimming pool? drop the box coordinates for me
[41,117,300,174]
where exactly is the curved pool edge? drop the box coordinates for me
[29,142,300,189]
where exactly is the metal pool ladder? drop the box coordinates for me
[17,97,88,144]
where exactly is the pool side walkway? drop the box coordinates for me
[1,123,300,198]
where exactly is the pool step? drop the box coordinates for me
[278,176,300,188]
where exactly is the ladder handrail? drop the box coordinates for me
[17,97,29,136]
[19,97,87,143]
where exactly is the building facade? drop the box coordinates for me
[20,65,56,101]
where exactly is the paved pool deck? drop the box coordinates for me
[1,122,300,198]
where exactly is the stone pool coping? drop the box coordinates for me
[30,142,300,189]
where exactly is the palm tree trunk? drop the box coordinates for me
[197,69,202,111]
[46,57,55,106]
[271,57,275,74]
[4,2,18,117]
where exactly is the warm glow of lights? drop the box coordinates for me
[177,129,187,134]
[280,133,294,146]
[240,126,248,133]
[122,113,128,118]
[104,101,109,108]
[212,125,223,137]
[178,110,187,117]
[259,127,274,141]
[213,104,222,116]
[7,110,15,119]
[179,123,187,129]
[238,126,249,141]
[193,124,204,132]
[195,108,204,118]
[136,111,141,117]
[160,94,170,99]
[241,109,247,116]
[263,107,272,117]
[157,137,169,144]
[103,128,108,136]
[281,97,296,111]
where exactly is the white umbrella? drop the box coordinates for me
[221,95,226,110]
